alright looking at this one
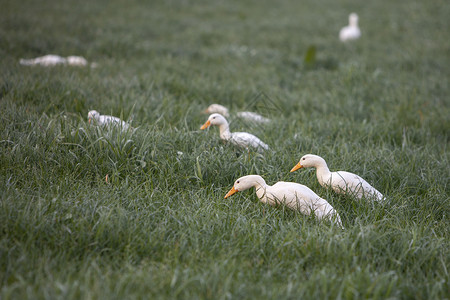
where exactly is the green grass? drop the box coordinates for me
[1,0,449,299]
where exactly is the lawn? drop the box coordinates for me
[0,0,449,299]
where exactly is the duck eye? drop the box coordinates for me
[212,117,216,119]
[302,158,306,160]
[236,181,240,184]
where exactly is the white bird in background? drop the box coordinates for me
[204,104,231,117]
[203,104,271,124]
[339,13,361,42]
[200,113,269,151]
[20,54,90,66]
[225,175,343,227]
[291,154,384,202]
[88,110,131,130]
[66,56,88,66]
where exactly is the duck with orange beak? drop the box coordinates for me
[224,175,343,227]
[290,154,384,202]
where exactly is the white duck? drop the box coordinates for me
[204,104,230,117]
[200,113,269,151]
[339,13,361,42]
[224,175,343,227]
[88,110,130,130]
[290,154,384,202]
[19,54,89,66]
[204,104,271,124]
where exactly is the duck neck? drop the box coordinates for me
[315,160,332,187]
[252,176,268,200]
[218,123,232,140]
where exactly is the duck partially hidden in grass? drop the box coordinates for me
[200,113,269,151]
[225,175,343,227]
[203,104,271,124]
[88,110,131,131]
[339,13,361,42]
[290,154,384,202]
[19,54,89,66]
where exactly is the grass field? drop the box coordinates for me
[1,0,449,298]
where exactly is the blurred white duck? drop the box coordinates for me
[200,113,269,151]
[291,154,384,202]
[339,13,361,42]
[204,104,271,124]
[88,110,130,130]
[20,54,89,66]
[225,175,343,227]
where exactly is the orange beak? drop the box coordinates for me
[200,120,211,130]
[290,162,303,172]
[89,118,92,124]
[224,186,238,199]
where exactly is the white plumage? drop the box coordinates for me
[224,175,343,227]
[203,104,270,124]
[19,54,89,66]
[200,113,269,151]
[203,104,230,117]
[88,110,130,130]
[339,13,361,42]
[291,154,384,202]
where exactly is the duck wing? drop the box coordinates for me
[331,171,383,201]
[230,132,269,150]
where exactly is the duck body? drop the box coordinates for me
[204,104,230,117]
[20,54,89,66]
[20,54,67,66]
[204,104,270,124]
[291,154,384,202]
[201,113,269,151]
[88,110,130,130]
[236,111,271,124]
[225,175,343,227]
[339,13,361,42]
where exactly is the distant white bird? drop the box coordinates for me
[200,113,269,151]
[225,175,343,227]
[203,104,230,117]
[20,55,67,66]
[66,56,88,66]
[291,154,384,202]
[339,13,361,42]
[203,104,271,124]
[20,54,90,67]
[88,110,130,130]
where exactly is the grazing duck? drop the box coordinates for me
[200,113,269,151]
[339,13,361,42]
[290,154,384,202]
[225,175,343,227]
[88,110,130,130]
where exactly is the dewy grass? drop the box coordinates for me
[1,0,449,298]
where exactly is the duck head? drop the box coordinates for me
[224,175,265,198]
[200,113,228,130]
[290,154,326,172]
[88,110,100,124]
